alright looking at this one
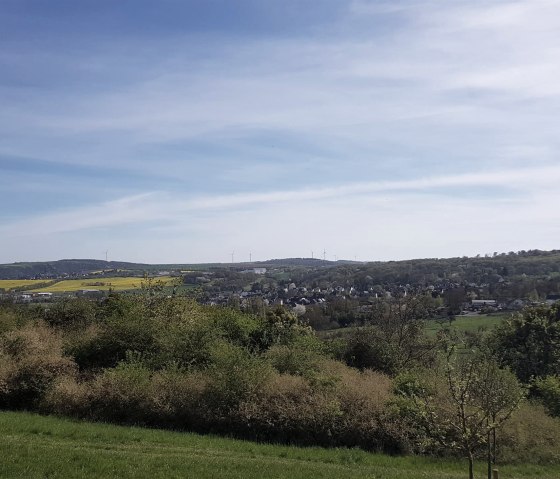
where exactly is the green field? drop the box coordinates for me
[319,313,510,341]
[0,412,557,479]
[29,276,177,293]
[424,313,509,337]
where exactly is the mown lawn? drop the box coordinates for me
[0,412,558,479]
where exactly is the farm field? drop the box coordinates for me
[0,279,51,291]
[1,412,558,479]
[424,313,509,337]
[29,276,177,293]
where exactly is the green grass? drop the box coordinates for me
[424,313,510,337]
[0,412,558,479]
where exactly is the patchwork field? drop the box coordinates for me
[0,412,558,479]
[29,276,177,293]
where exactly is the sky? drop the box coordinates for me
[1,0,560,264]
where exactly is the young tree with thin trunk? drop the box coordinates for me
[409,343,525,479]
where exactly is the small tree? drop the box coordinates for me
[409,344,525,479]
[345,294,437,375]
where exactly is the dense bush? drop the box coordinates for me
[0,322,76,409]
[491,304,560,382]
[534,375,560,417]
[2,296,560,464]
[500,402,560,464]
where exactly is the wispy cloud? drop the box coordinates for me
[1,1,560,262]
[3,165,559,238]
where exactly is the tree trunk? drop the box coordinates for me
[487,429,492,479]
[469,453,475,479]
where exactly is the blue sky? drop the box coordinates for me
[2,0,560,263]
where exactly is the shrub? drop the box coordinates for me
[154,313,219,369]
[204,342,272,414]
[86,359,155,424]
[150,367,207,429]
[534,375,560,417]
[342,327,401,375]
[236,359,399,453]
[264,343,324,378]
[41,375,90,417]
[491,304,560,383]
[251,307,313,351]
[0,322,76,409]
[42,298,97,328]
[67,315,158,370]
[0,307,20,334]
[499,402,560,464]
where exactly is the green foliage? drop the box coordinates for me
[534,376,560,417]
[0,306,22,334]
[67,312,158,370]
[264,335,327,379]
[500,402,560,464]
[343,326,402,375]
[394,347,526,479]
[1,295,559,463]
[340,296,437,375]
[491,304,560,383]
[205,342,272,413]
[41,298,97,328]
[252,306,313,350]
[88,358,155,424]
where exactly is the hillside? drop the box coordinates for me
[0,259,151,279]
[0,257,339,279]
[1,412,558,479]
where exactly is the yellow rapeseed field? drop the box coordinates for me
[29,276,177,293]
[0,280,50,291]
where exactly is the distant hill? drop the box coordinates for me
[0,259,152,279]
[0,257,339,279]
[256,258,338,267]
[1,250,559,282]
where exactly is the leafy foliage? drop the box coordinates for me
[491,304,560,382]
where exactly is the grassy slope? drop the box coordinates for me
[0,412,558,479]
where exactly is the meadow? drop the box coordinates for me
[1,412,558,479]
[424,313,508,336]
[28,276,177,292]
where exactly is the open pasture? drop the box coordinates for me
[424,313,509,337]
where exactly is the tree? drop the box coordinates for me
[491,304,560,383]
[342,295,437,375]
[404,344,525,479]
